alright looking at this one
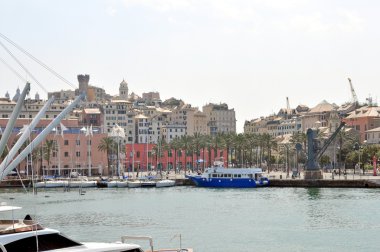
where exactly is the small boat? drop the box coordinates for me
[34,180,68,188]
[127,180,142,188]
[68,177,97,188]
[116,181,129,188]
[140,180,156,188]
[107,180,118,188]
[156,179,176,188]
[187,160,269,188]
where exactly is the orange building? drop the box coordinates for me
[342,106,380,143]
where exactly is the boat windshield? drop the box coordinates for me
[4,233,81,252]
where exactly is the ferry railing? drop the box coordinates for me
[121,235,153,252]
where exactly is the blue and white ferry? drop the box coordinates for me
[187,160,269,188]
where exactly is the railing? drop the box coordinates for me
[121,235,153,252]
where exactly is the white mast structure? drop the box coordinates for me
[0,83,30,157]
[0,95,54,173]
[0,93,85,180]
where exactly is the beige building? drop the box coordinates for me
[301,100,337,131]
[366,127,380,145]
[203,103,236,135]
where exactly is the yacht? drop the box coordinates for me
[0,204,193,252]
[0,204,143,252]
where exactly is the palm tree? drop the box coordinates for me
[43,139,56,176]
[222,132,236,167]
[170,137,181,173]
[192,133,203,170]
[211,133,225,162]
[336,129,358,174]
[233,133,245,166]
[179,135,192,174]
[98,137,116,176]
[261,133,277,172]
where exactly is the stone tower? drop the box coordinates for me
[12,87,20,102]
[119,79,129,100]
[35,92,40,100]
[78,74,90,95]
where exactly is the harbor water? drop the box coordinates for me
[1,187,380,252]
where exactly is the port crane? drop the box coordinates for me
[348,78,358,105]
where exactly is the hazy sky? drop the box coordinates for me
[0,0,379,132]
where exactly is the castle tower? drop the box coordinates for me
[77,74,90,95]
[35,92,40,100]
[12,87,20,102]
[119,79,129,100]
[5,91,10,100]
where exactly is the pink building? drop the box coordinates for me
[0,118,108,177]
[124,143,227,173]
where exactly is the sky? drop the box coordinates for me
[0,0,379,132]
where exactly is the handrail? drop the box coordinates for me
[121,235,153,252]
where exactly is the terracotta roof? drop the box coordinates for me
[346,106,380,119]
[309,100,336,113]
[366,127,380,133]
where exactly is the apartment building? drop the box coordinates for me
[203,103,236,135]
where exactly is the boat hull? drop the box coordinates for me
[187,176,269,188]
[156,179,176,188]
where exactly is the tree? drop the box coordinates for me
[222,132,236,167]
[97,137,116,176]
[43,139,56,176]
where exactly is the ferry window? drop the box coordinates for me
[5,233,81,252]
[227,174,232,177]
[212,174,217,178]
[233,174,237,178]
[238,174,241,178]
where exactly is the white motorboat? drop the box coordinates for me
[140,180,156,188]
[127,180,142,188]
[106,180,118,188]
[0,204,143,252]
[117,181,129,188]
[156,179,176,188]
[68,177,97,188]
[34,180,68,188]
[0,204,193,252]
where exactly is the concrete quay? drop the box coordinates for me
[1,171,380,188]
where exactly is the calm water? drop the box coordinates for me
[1,186,380,252]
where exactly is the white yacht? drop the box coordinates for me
[0,204,143,252]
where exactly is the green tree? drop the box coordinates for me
[43,139,56,176]
[97,137,116,176]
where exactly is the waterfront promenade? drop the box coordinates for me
[2,169,380,188]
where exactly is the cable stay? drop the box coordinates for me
[0,39,48,94]
[0,32,77,90]
[0,55,27,83]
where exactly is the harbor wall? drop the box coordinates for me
[1,178,380,188]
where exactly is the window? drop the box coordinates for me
[64,152,69,157]
[64,140,69,145]
[137,151,140,158]
[76,151,80,157]
[4,233,81,252]
[76,139,80,146]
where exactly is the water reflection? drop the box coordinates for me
[307,188,321,200]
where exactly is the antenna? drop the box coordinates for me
[347,78,358,104]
